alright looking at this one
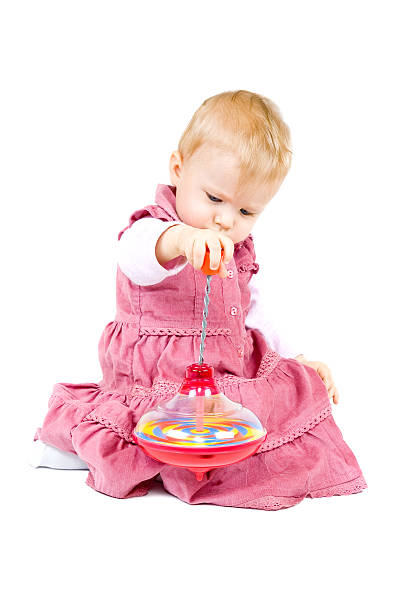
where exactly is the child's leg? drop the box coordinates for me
[29,440,89,470]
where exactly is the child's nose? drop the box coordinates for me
[215,213,233,231]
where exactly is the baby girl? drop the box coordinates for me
[32,90,366,509]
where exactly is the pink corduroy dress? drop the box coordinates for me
[35,184,367,509]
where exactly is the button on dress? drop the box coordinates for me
[35,184,367,508]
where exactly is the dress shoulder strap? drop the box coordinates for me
[118,184,181,240]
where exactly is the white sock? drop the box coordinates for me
[29,440,89,470]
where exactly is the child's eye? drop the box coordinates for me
[240,209,253,216]
[206,192,223,203]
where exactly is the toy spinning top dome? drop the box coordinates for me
[133,362,267,481]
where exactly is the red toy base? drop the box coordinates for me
[134,434,266,480]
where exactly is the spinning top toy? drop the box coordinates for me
[133,247,267,480]
[133,362,266,481]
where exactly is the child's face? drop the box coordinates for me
[169,143,282,244]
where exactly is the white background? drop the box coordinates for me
[1,1,406,611]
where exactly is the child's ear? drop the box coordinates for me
[169,150,183,185]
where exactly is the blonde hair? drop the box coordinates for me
[178,90,292,191]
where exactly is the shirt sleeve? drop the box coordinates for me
[117,217,188,286]
[245,271,301,359]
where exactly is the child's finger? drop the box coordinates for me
[206,239,223,270]
[320,373,331,388]
[217,260,228,278]
[184,240,194,267]
[322,369,333,387]
[218,235,235,264]
[326,381,336,399]
[328,384,339,404]
[192,239,206,269]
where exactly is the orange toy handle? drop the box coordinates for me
[200,246,224,276]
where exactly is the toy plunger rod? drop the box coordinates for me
[198,275,212,365]
[198,247,224,365]
[195,248,224,433]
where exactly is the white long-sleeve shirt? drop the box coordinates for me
[117,218,300,358]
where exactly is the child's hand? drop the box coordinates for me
[295,355,339,404]
[176,226,235,278]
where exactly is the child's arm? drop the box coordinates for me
[245,275,339,402]
[118,218,189,286]
[118,219,234,285]
[246,271,302,359]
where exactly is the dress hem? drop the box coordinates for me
[235,473,367,511]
